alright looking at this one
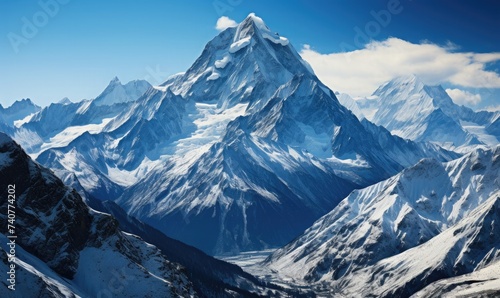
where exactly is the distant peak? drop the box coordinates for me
[373,74,426,98]
[110,76,121,84]
[390,74,420,85]
[58,97,72,105]
[126,79,151,86]
[377,74,424,91]
[9,98,38,109]
[247,12,257,18]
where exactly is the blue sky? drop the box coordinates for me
[1,0,499,110]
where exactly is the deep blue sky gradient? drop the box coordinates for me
[0,0,499,107]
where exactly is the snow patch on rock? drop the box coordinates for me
[229,36,251,53]
[215,55,232,69]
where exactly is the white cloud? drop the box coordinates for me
[300,37,500,97]
[215,16,237,31]
[445,88,482,106]
[479,105,500,112]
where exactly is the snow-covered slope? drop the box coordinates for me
[354,95,379,120]
[12,98,137,158]
[1,132,300,297]
[487,114,500,139]
[411,260,500,298]
[30,14,459,255]
[335,191,500,297]
[0,133,196,297]
[0,234,86,297]
[266,145,500,296]
[370,75,499,148]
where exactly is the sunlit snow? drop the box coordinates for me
[13,113,36,128]
[40,118,114,152]
[461,120,499,146]
[229,36,251,53]
[215,55,231,69]
[171,102,248,156]
[207,72,221,81]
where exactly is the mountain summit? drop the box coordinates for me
[0,98,41,127]
[92,77,151,106]
[369,75,498,147]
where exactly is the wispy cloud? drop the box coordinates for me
[480,105,500,112]
[215,16,237,31]
[300,38,500,97]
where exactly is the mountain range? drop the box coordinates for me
[13,14,457,256]
[266,145,500,296]
[1,12,499,297]
[0,132,311,297]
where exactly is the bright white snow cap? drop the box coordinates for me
[232,13,289,46]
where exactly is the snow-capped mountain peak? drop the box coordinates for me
[0,98,41,127]
[232,13,289,47]
[92,77,151,106]
[370,75,499,147]
[380,73,418,86]
[374,75,428,107]
[57,97,72,105]
[162,13,315,108]
[110,75,121,84]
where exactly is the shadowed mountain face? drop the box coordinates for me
[89,199,311,297]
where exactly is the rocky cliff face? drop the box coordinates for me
[0,132,196,297]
